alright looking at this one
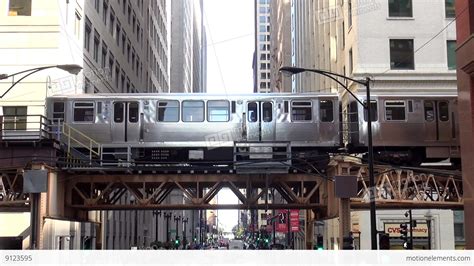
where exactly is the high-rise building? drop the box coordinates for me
[454,0,474,250]
[269,0,292,92]
[253,0,271,93]
[0,0,169,117]
[286,0,457,98]
[169,0,207,93]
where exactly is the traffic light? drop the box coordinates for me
[379,233,390,250]
[174,238,180,248]
[342,235,354,250]
[316,235,324,250]
[399,223,410,249]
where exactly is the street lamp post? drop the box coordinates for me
[279,66,377,250]
[164,212,172,242]
[153,210,161,242]
[182,217,189,249]
[174,215,181,247]
[0,64,82,98]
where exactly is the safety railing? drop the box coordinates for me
[0,115,52,141]
[51,119,102,165]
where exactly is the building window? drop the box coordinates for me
[207,100,230,122]
[390,39,414,70]
[384,100,406,121]
[108,52,114,80]
[115,21,121,46]
[388,0,412,17]
[73,102,94,122]
[445,0,455,18]
[349,48,353,74]
[291,101,312,121]
[102,1,108,25]
[320,100,334,122]
[182,101,204,122]
[9,0,32,16]
[101,42,108,68]
[157,101,179,122]
[2,106,27,130]
[84,17,92,51]
[447,40,457,70]
[93,31,100,62]
[348,0,352,27]
[109,9,115,36]
[94,0,100,13]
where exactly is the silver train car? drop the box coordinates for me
[46,93,341,170]
[346,94,460,165]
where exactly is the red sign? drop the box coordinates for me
[275,210,300,232]
[290,209,299,232]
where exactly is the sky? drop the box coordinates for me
[204,0,254,95]
[203,0,254,231]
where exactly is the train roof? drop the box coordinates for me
[47,92,339,100]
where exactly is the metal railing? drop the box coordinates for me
[52,119,102,165]
[0,115,51,141]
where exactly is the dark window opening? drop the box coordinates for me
[128,102,139,123]
[73,102,94,122]
[320,100,334,122]
[438,101,449,122]
[390,39,414,70]
[8,0,32,16]
[53,102,65,121]
[2,106,27,130]
[385,101,406,121]
[114,102,124,123]
[388,0,412,17]
[248,102,258,122]
[363,101,378,122]
[291,101,312,121]
[424,101,435,122]
[262,102,272,122]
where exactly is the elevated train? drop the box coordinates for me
[45,93,460,170]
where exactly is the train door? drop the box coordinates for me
[112,101,140,142]
[246,101,275,141]
[424,100,452,141]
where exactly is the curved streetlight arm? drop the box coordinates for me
[314,70,367,108]
[0,64,82,99]
[0,68,44,99]
[279,66,370,108]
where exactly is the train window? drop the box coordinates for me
[291,101,312,121]
[319,100,334,122]
[408,100,413,112]
[182,101,204,122]
[363,101,378,122]
[208,100,229,122]
[97,102,103,114]
[262,102,272,122]
[438,101,449,122]
[424,101,434,122]
[129,102,139,123]
[384,100,406,121]
[284,101,289,113]
[231,101,236,113]
[73,102,94,122]
[114,102,124,123]
[53,102,65,121]
[248,102,258,122]
[157,100,179,122]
